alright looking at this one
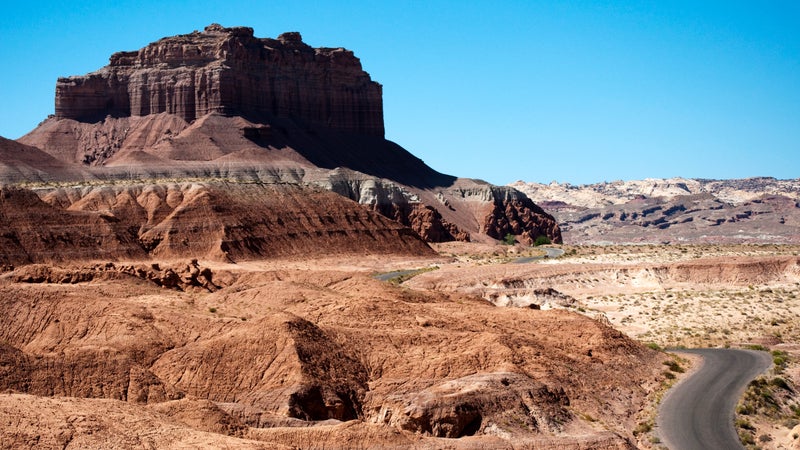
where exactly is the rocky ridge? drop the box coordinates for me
[511,177,799,244]
[0,23,644,450]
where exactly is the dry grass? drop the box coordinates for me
[584,285,800,349]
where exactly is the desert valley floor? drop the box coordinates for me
[2,241,800,449]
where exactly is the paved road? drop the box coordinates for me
[374,269,420,282]
[658,348,772,450]
[513,247,565,264]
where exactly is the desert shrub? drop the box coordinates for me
[739,430,755,446]
[533,235,551,246]
[633,421,652,436]
[503,233,516,245]
[209,307,217,313]
[736,418,755,430]
[664,360,685,373]
[772,350,789,373]
[746,344,768,352]
[769,377,791,391]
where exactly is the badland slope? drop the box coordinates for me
[0,262,664,448]
[0,182,432,266]
[511,177,800,244]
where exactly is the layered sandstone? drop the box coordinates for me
[55,24,384,136]
[0,183,433,266]
[16,24,561,247]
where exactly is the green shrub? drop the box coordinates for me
[533,235,551,246]
[633,421,652,436]
[736,418,755,430]
[664,360,685,373]
[769,377,791,391]
[503,233,516,245]
[746,344,768,352]
[772,350,789,372]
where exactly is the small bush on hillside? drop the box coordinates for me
[503,233,516,245]
[663,360,685,373]
[534,235,551,246]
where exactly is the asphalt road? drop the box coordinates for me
[374,269,419,282]
[657,348,772,450]
[512,247,565,263]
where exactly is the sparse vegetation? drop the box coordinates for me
[735,357,800,448]
[633,420,653,436]
[772,350,789,373]
[663,359,685,373]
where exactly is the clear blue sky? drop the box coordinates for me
[1,1,798,185]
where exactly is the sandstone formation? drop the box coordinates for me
[55,24,384,137]
[512,177,800,244]
[406,254,800,305]
[16,24,560,246]
[0,183,433,266]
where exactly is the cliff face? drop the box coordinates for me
[55,24,384,137]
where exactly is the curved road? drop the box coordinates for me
[658,348,772,450]
[513,247,565,263]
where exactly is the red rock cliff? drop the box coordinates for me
[55,24,384,136]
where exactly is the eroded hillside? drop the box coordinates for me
[0,259,665,448]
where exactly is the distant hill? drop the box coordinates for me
[510,177,800,244]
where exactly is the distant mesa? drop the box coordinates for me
[55,24,384,136]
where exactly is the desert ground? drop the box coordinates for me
[2,239,799,448]
[0,247,664,449]
[409,242,800,449]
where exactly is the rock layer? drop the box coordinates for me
[55,24,384,136]
[0,183,433,266]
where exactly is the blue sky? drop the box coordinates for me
[1,1,797,185]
